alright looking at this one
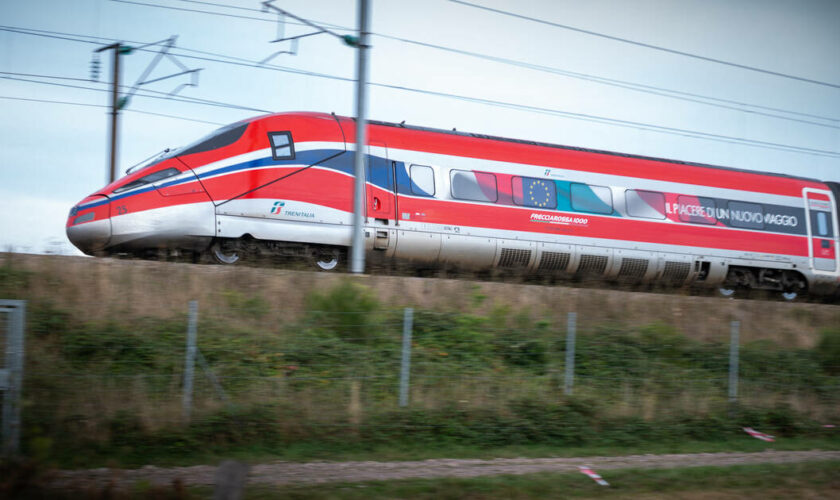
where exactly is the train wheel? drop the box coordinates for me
[314,247,341,271]
[211,240,240,265]
[717,287,736,298]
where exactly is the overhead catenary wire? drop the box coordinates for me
[0,94,226,125]
[98,1,840,125]
[2,74,271,114]
[2,26,837,158]
[108,0,322,26]
[6,65,839,159]
[373,33,840,129]
[449,0,840,90]
[177,0,351,31]
[3,22,838,130]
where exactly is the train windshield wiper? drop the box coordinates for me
[124,148,177,175]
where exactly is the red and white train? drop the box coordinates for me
[67,111,840,299]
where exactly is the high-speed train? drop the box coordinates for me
[67,111,840,299]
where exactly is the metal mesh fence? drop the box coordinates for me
[19,297,840,437]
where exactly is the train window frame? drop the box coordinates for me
[625,189,666,220]
[727,200,764,230]
[113,167,181,194]
[570,182,613,215]
[676,195,717,225]
[268,131,295,160]
[450,169,499,203]
[512,176,557,208]
[410,164,436,196]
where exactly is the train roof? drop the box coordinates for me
[356,117,825,186]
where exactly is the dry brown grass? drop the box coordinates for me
[5,252,838,347]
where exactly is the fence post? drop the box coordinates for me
[399,307,413,407]
[728,320,740,405]
[182,300,198,421]
[0,300,25,457]
[564,312,576,396]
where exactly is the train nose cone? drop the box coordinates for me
[66,195,112,255]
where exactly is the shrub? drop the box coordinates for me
[816,328,840,375]
[305,280,380,343]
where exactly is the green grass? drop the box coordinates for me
[243,461,840,499]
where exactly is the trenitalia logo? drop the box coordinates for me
[530,213,589,226]
[271,200,315,219]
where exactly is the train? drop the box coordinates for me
[67,111,840,299]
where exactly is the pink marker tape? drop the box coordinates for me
[743,427,775,442]
[579,466,609,486]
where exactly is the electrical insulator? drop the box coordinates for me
[90,54,101,82]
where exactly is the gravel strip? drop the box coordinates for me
[49,450,840,489]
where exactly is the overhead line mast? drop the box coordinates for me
[93,37,202,184]
[94,42,132,184]
[262,0,371,274]
[349,0,371,274]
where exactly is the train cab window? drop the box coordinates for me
[727,201,764,229]
[178,122,248,156]
[113,167,180,194]
[268,132,295,160]
[570,183,613,214]
[625,189,665,219]
[512,176,556,208]
[410,165,435,196]
[450,170,498,202]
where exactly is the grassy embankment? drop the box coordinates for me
[1,254,838,467]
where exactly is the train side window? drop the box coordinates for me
[410,165,435,196]
[268,131,295,160]
[512,176,556,208]
[625,189,665,219]
[727,201,764,229]
[570,183,612,214]
[816,211,830,236]
[677,195,716,225]
[450,169,498,202]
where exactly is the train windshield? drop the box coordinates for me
[124,121,251,176]
[176,121,249,157]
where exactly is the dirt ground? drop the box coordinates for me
[49,450,840,488]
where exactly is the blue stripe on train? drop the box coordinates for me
[75,149,354,210]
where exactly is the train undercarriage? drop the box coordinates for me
[718,266,807,300]
[132,235,816,302]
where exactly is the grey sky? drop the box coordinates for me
[1,0,838,254]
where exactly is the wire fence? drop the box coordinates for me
[11,293,838,449]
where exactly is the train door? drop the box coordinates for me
[803,189,838,272]
[367,142,396,252]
